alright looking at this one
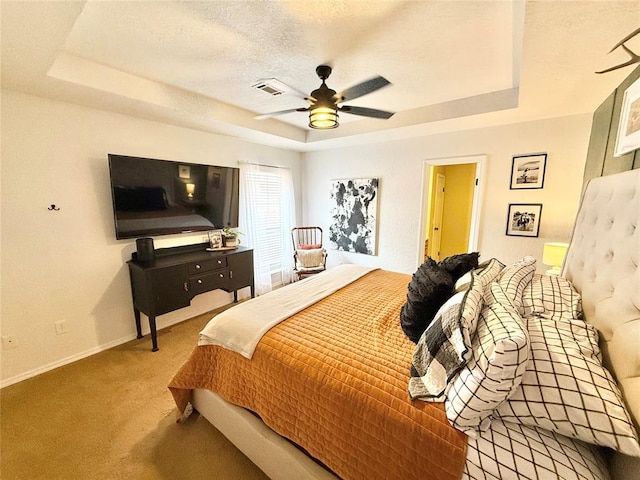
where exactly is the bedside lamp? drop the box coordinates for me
[186,183,195,199]
[542,242,569,276]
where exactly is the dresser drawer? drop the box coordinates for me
[189,270,230,295]
[188,257,228,275]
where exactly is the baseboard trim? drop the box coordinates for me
[0,333,138,389]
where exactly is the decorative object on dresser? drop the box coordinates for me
[542,242,569,275]
[127,243,254,351]
[207,230,223,249]
[222,226,243,247]
[505,203,542,237]
[509,153,547,189]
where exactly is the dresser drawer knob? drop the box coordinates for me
[195,264,201,269]
[219,273,224,278]
[197,279,203,284]
[217,260,222,264]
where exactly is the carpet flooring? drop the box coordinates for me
[0,308,269,480]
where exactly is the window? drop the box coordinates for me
[240,163,295,294]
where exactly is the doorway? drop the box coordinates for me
[419,155,485,264]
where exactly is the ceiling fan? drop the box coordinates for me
[255,65,395,129]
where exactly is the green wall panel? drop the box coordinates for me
[583,65,640,186]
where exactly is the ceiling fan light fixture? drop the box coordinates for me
[309,105,339,129]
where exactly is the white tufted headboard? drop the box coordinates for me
[563,168,640,477]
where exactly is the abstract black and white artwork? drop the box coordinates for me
[329,178,379,255]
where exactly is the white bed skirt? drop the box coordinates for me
[192,389,338,480]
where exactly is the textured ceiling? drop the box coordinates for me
[2,1,640,151]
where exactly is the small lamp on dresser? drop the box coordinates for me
[542,242,569,275]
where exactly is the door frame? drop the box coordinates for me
[417,154,486,265]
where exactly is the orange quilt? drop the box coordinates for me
[169,269,467,480]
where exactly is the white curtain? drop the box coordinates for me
[279,168,296,285]
[239,163,296,296]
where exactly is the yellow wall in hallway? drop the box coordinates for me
[440,163,475,258]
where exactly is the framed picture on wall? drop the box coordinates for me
[179,165,191,179]
[509,153,547,189]
[506,203,542,237]
[614,76,640,157]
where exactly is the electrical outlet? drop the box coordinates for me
[54,320,69,335]
[2,335,18,349]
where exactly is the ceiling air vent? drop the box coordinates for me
[252,78,291,96]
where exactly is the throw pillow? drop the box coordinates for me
[438,252,480,283]
[445,283,530,436]
[409,269,486,400]
[400,259,454,344]
[454,258,505,293]
[498,256,536,314]
[494,314,640,456]
[521,273,582,320]
[298,243,322,250]
[296,248,325,268]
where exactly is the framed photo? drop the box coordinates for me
[506,203,542,237]
[178,165,191,179]
[208,230,223,249]
[614,76,640,157]
[509,153,547,189]
[211,173,221,188]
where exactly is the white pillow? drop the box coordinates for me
[522,273,582,320]
[455,258,505,292]
[296,248,325,268]
[445,283,530,436]
[494,314,640,456]
[497,256,536,313]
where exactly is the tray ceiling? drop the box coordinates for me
[2,1,639,151]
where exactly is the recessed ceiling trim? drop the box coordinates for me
[47,53,307,143]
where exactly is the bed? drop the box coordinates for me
[169,168,640,480]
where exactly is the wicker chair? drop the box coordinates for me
[291,227,327,281]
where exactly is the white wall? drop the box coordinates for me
[0,90,593,386]
[0,90,302,385]
[303,114,592,274]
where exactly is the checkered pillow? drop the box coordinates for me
[409,260,506,401]
[445,283,530,436]
[494,314,640,456]
[498,256,536,313]
[455,258,505,293]
[522,273,582,320]
[409,291,468,400]
[464,420,610,480]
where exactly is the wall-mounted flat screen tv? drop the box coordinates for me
[108,154,239,240]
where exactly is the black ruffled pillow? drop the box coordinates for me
[400,258,454,343]
[438,252,480,283]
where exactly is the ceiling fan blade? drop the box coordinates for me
[337,76,391,102]
[254,107,309,120]
[339,105,395,119]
